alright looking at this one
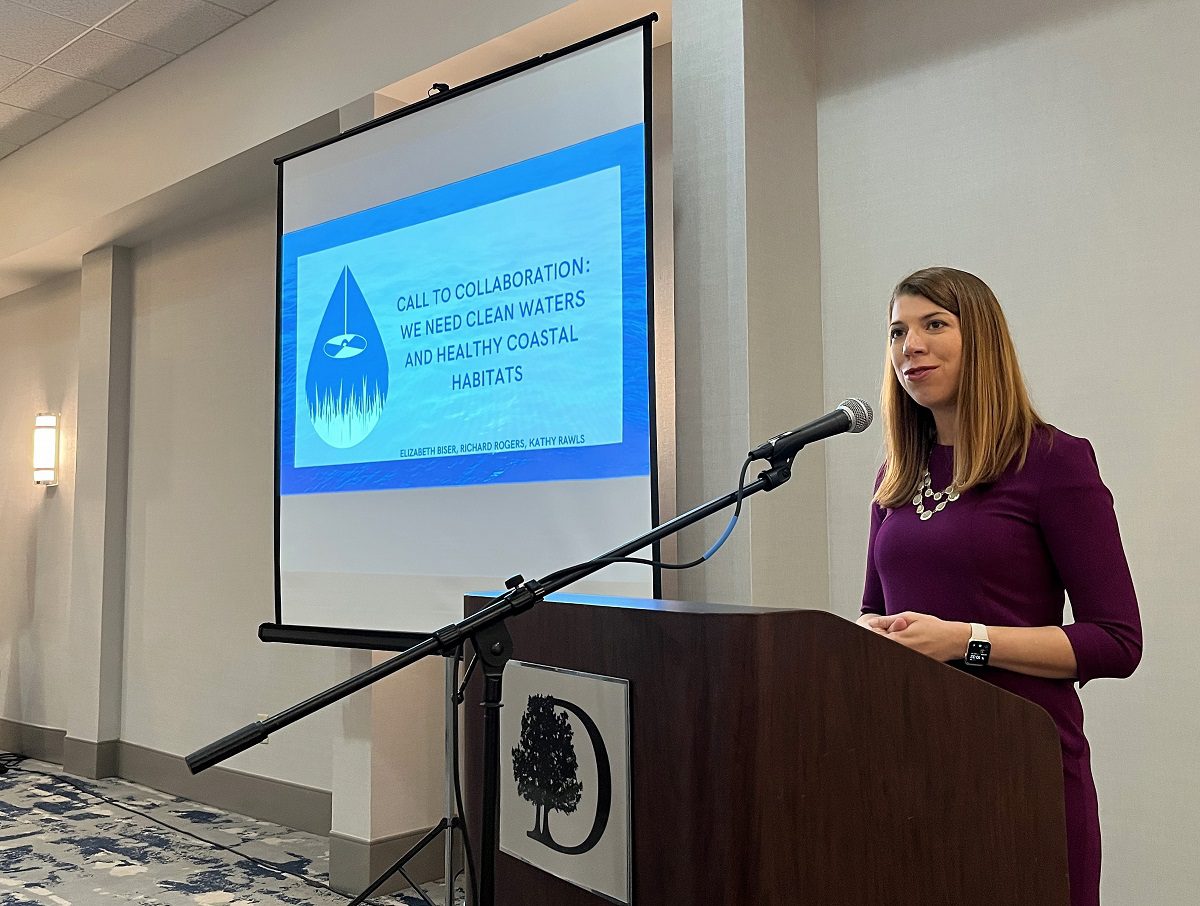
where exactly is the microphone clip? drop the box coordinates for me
[756,459,793,490]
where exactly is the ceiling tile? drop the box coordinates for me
[99,0,242,55]
[0,139,18,159]
[0,102,62,144]
[0,67,114,119]
[18,0,132,27]
[0,54,32,88]
[44,29,174,89]
[206,0,272,14]
[0,1,86,64]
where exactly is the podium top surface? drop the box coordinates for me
[467,590,807,616]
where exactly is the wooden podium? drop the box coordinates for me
[463,593,1069,905]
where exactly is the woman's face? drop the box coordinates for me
[889,293,963,416]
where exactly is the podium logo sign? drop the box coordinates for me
[501,662,631,904]
[512,694,612,853]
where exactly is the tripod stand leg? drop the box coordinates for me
[346,819,448,906]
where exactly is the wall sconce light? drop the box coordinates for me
[33,413,60,486]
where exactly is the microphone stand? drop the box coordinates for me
[185,454,795,906]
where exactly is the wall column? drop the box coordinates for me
[672,0,827,607]
[64,246,132,777]
[328,651,444,894]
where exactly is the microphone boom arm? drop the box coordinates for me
[185,459,795,775]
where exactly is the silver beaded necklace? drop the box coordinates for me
[913,470,960,521]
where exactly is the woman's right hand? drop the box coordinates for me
[856,612,912,635]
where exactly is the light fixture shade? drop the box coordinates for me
[33,413,59,486]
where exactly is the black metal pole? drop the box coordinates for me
[479,671,504,906]
[471,617,514,906]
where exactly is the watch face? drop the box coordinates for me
[965,640,991,667]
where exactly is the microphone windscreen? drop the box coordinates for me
[839,398,873,433]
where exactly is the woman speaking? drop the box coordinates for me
[859,267,1142,906]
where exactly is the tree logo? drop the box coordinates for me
[511,694,611,855]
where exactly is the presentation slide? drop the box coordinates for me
[279,125,649,495]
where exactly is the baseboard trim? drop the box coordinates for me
[0,723,449,890]
[116,741,332,835]
[63,737,120,779]
[0,718,66,763]
[328,826,449,895]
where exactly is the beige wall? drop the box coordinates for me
[0,273,78,730]
[121,197,343,789]
[816,0,1199,900]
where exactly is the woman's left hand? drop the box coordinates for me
[869,611,970,662]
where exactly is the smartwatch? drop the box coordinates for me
[964,622,991,667]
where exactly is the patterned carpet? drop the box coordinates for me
[0,757,461,906]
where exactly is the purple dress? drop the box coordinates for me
[861,426,1141,906]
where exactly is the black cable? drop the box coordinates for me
[7,764,393,905]
[538,454,757,588]
[0,751,26,774]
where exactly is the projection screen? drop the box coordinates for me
[270,18,658,645]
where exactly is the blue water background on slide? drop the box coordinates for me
[279,124,650,495]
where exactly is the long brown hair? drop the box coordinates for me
[875,267,1045,509]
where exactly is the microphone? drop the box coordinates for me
[748,399,873,462]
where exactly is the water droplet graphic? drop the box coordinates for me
[306,266,389,448]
